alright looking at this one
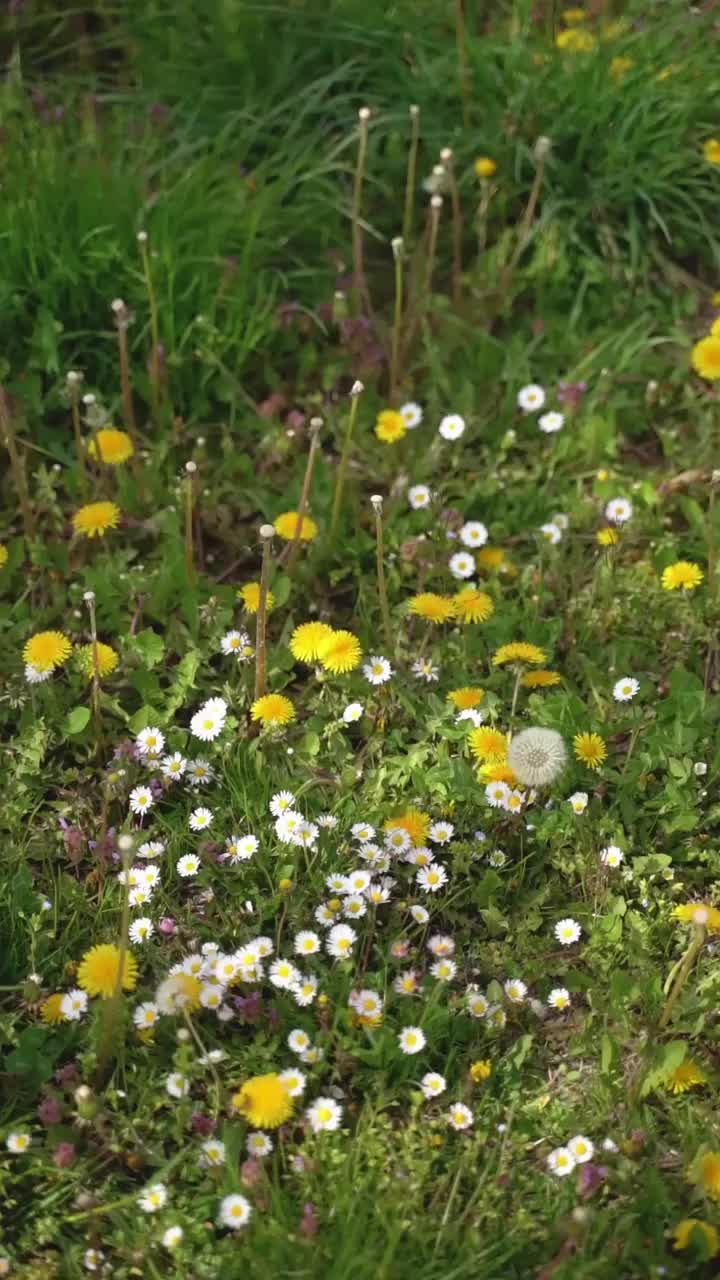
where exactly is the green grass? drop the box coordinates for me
[3,1,720,1276]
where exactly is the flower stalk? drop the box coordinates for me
[371,495,393,655]
[284,417,322,574]
[0,387,35,539]
[658,924,706,1030]
[330,381,364,541]
[254,524,275,701]
[402,105,421,246]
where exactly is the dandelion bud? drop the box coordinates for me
[111,298,125,313]
[66,370,83,385]
[74,1085,98,1120]
[259,523,275,540]
[82,393,96,406]
[185,460,197,474]
[117,833,134,854]
[177,1028,190,1042]
[432,164,445,178]
[534,135,552,160]
[350,380,364,397]
[391,236,404,259]
[358,107,371,122]
[83,590,95,603]
[309,416,323,434]
[430,194,443,209]
[440,147,453,162]
[370,494,383,512]
[409,104,420,118]
[137,230,148,244]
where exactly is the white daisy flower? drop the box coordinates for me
[547,988,570,1010]
[270,790,295,817]
[221,629,250,656]
[342,701,364,723]
[416,864,448,893]
[485,780,510,808]
[547,1147,575,1177]
[190,705,225,741]
[138,1183,167,1213]
[363,656,393,685]
[306,1097,342,1132]
[137,839,164,859]
[408,484,431,509]
[538,411,564,433]
[430,958,456,982]
[129,917,154,944]
[504,978,527,1004]
[176,853,201,878]
[161,752,186,781]
[165,1072,189,1099]
[568,791,588,814]
[186,758,214,787]
[162,1226,183,1250]
[219,1193,251,1229]
[398,1026,426,1054]
[555,917,581,945]
[448,551,475,579]
[129,786,154,815]
[460,521,488,548]
[613,676,639,702]
[133,1001,159,1029]
[351,822,375,841]
[293,976,318,1006]
[6,1132,31,1153]
[326,923,357,958]
[269,958,301,989]
[600,845,624,868]
[400,401,423,429]
[568,1135,594,1163]
[540,522,562,544]
[278,1068,307,1097]
[605,497,632,525]
[294,930,321,956]
[420,1072,446,1099]
[247,1131,273,1158]
[274,811,303,843]
[428,821,454,845]
[136,726,165,757]
[438,414,465,440]
[410,904,429,924]
[61,989,88,1021]
[466,989,489,1018]
[517,384,545,413]
[189,807,213,832]
[447,1103,473,1130]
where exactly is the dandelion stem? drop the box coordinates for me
[500,138,550,305]
[455,0,471,129]
[84,591,103,754]
[371,495,393,655]
[112,300,137,441]
[138,230,161,420]
[658,925,705,1030]
[254,524,275,701]
[68,374,87,492]
[389,238,404,401]
[402,105,420,246]
[351,108,371,314]
[184,461,197,589]
[95,833,133,1085]
[182,1009,221,1117]
[401,197,443,363]
[284,418,322,574]
[0,388,35,539]
[330,381,364,541]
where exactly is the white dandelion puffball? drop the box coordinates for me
[507,727,567,787]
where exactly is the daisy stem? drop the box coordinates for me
[402,105,420,246]
[68,378,87,493]
[184,462,196,589]
[330,382,364,542]
[183,1009,221,1117]
[0,389,36,539]
[254,524,275,701]
[284,417,322,574]
[371,496,394,656]
[658,925,705,1030]
[454,0,471,130]
[138,231,162,422]
[351,108,371,315]
[96,833,133,1085]
[389,238,404,401]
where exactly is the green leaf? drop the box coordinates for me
[130,629,165,669]
[601,1032,616,1074]
[65,705,91,735]
[640,1040,687,1097]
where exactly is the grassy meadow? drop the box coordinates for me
[4,1,720,1276]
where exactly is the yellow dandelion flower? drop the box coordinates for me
[704,139,720,166]
[289,621,334,663]
[452,587,494,624]
[385,808,430,847]
[0,544,8,568]
[470,1059,492,1083]
[232,1073,294,1129]
[522,669,561,688]
[374,410,406,444]
[407,592,455,624]
[661,561,703,592]
[317,629,363,674]
[697,1152,720,1199]
[77,944,137,999]
[447,686,484,710]
[274,511,317,541]
[23,631,72,672]
[596,527,618,547]
[477,546,508,571]
[673,902,720,930]
[656,63,681,82]
[468,726,508,763]
[88,429,134,465]
[562,6,586,21]
[72,501,120,539]
[474,156,496,179]
[555,27,596,51]
[609,55,634,79]
[478,762,518,784]
[40,993,65,1026]
[250,693,295,726]
[237,581,275,613]
[672,1219,719,1257]
[573,732,606,770]
[492,642,546,667]
[691,335,720,380]
[711,317,720,337]
[77,642,119,679]
[666,1060,707,1095]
